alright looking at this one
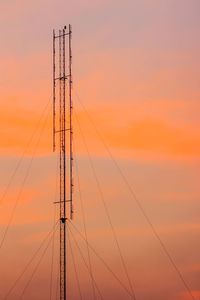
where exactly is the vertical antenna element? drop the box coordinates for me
[53,25,73,300]
[69,25,73,219]
[53,29,56,152]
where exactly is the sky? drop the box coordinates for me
[0,0,200,299]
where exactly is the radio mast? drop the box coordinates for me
[53,24,73,300]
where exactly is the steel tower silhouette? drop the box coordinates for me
[53,24,73,300]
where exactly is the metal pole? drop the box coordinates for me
[53,30,56,152]
[59,28,65,300]
[53,25,72,300]
[62,26,66,300]
[69,24,73,219]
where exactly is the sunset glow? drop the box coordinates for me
[0,1,200,299]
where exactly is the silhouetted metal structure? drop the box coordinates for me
[53,24,73,300]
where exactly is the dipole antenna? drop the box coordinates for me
[53,24,73,300]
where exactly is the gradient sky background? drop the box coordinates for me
[0,0,200,299]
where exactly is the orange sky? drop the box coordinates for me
[0,0,200,299]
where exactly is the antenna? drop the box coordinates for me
[53,24,73,300]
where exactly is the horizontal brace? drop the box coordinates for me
[53,200,71,204]
[55,32,70,38]
[54,75,70,81]
[55,129,70,133]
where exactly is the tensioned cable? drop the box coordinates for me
[0,94,52,208]
[18,223,59,300]
[68,224,104,300]
[0,103,52,251]
[55,250,60,300]
[49,204,57,300]
[69,220,134,299]
[73,140,96,300]
[73,91,196,300]
[50,154,59,300]
[74,111,136,300]
[3,220,59,300]
[67,224,83,300]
